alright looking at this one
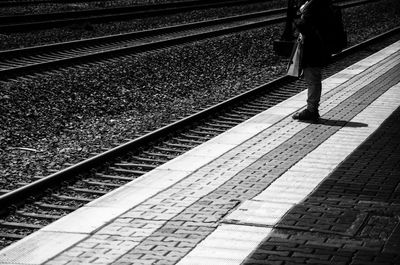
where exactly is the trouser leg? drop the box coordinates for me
[303,66,322,113]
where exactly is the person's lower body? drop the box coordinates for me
[293,66,322,121]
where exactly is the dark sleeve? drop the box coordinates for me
[295,0,324,36]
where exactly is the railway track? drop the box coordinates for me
[1,21,400,249]
[0,0,270,31]
[0,0,376,81]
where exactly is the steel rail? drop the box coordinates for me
[1,25,399,214]
[0,0,268,31]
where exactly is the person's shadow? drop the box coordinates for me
[302,118,368,128]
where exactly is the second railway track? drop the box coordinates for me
[0,8,285,81]
[1,24,400,249]
[0,0,377,81]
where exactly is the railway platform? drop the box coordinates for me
[1,40,400,265]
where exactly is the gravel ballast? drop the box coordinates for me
[1,0,400,191]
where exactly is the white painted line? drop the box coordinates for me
[224,200,295,225]
[0,231,86,265]
[177,224,271,265]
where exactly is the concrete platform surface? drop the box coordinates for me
[1,40,400,265]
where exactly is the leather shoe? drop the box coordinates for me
[292,109,320,121]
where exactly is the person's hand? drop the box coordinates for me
[299,0,310,14]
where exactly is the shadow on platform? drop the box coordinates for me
[301,118,368,128]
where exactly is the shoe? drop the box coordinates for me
[292,109,320,121]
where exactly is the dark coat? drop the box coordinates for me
[295,0,332,67]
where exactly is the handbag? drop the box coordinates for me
[287,36,303,77]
